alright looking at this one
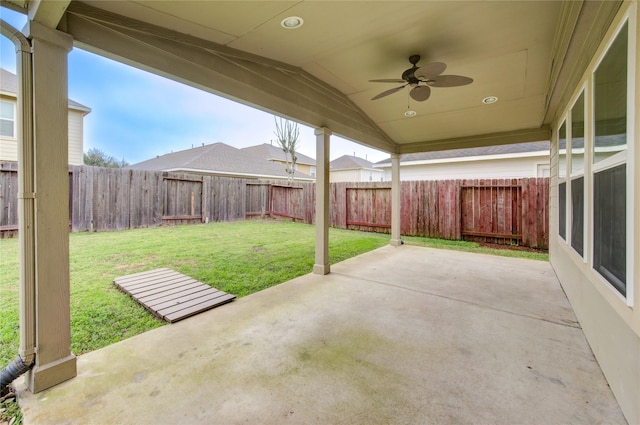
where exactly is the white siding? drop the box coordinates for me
[68,109,85,165]
[330,168,383,182]
[330,169,360,182]
[0,137,17,161]
[381,155,549,181]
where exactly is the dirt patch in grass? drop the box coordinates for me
[478,242,548,254]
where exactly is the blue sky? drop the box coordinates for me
[0,6,388,165]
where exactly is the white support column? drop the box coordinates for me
[390,153,402,246]
[313,127,331,275]
[24,21,76,393]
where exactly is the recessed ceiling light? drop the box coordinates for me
[281,16,304,29]
[482,96,498,104]
[404,110,417,118]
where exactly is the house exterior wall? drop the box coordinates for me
[0,137,17,161]
[0,97,85,165]
[67,109,85,165]
[549,2,639,423]
[270,158,314,177]
[379,154,549,181]
[296,163,314,176]
[330,168,384,182]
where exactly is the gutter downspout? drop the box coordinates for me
[0,19,36,393]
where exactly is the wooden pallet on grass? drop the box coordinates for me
[114,268,235,323]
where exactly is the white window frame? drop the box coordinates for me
[588,7,636,306]
[569,87,587,261]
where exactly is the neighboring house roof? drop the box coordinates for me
[242,143,316,166]
[0,68,91,113]
[375,141,550,166]
[127,142,313,180]
[330,155,377,170]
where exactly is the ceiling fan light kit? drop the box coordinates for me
[370,55,473,102]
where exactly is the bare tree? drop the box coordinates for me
[273,117,299,182]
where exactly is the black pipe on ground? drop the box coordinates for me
[0,356,32,396]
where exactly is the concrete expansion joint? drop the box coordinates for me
[331,271,582,329]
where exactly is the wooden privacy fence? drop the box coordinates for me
[0,162,549,248]
[245,182,315,223]
[241,178,549,248]
[0,162,18,237]
[72,168,247,231]
[0,163,248,235]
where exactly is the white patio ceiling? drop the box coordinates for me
[3,0,622,154]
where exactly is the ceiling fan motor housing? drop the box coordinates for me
[403,54,422,85]
[402,67,421,85]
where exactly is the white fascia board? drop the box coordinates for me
[373,150,550,169]
[68,104,92,114]
[331,167,381,172]
[28,0,71,30]
[1,93,88,114]
[164,168,315,181]
[268,157,316,166]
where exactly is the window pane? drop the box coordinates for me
[571,93,585,174]
[594,22,627,163]
[0,101,15,137]
[571,177,584,256]
[559,182,566,240]
[0,119,14,137]
[559,122,567,177]
[593,164,626,296]
[558,122,567,240]
[0,100,14,120]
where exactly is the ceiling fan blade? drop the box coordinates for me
[369,78,407,83]
[410,85,431,102]
[371,85,406,100]
[428,75,474,87]
[414,62,447,79]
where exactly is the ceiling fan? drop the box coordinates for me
[369,55,473,102]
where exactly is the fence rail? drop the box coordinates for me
[0,162,549,248]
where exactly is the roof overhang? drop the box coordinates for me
[1,0,623,155]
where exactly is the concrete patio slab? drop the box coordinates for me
[18,245,626,424]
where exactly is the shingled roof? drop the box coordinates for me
[1,68,91,113]
[330,155,376,170]
[375,141,550,165]
[127,142,313,180]
[242,143,316,165]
